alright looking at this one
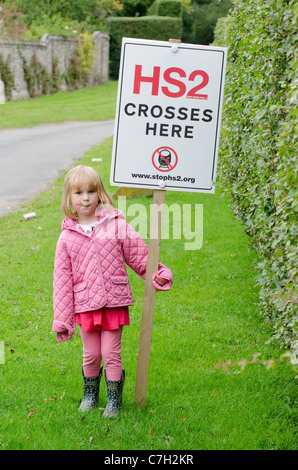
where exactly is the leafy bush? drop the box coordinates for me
[1,0,122,27]
[215,0,298,360]
[0,53,14,99]
[182,0,232,45]
[211,16,227,47]
[115,0,154,17]
[76,32,96,83]
[148,0,182,17]
[0,0,124,37]
[64,33,96,90]
[24,13,84,39]
[0,2,28,39]
[19,52,52,97]
[107,15,182,78]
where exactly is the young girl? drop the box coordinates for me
[52,165,173,418]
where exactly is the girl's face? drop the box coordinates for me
[70,185,99,223]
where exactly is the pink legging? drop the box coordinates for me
[79,326,123,381]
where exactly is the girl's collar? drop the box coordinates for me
[74,213,102,234]
[62,206,123,231]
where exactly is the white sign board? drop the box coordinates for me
[110,38,227,193]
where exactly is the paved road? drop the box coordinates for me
[0,120,115,216]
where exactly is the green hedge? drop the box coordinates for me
[215,0,298,360]
[148,0,182,17]
[107,16,182,78]
[182,0,232,46]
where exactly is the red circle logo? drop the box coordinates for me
[152,147,178,172]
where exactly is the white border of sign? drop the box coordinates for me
[110,38,227,194]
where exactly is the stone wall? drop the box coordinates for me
[0,31,109,100]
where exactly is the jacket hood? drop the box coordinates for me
[61,205,125,231]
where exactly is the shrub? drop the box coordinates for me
[0,2,28,39]
[24,12,84,40]
[0,53,14,99]
[18,51,51,97]
[107,15,182,78]
[64,33,96,89]
[215,0,298,359]
[182,0,232,45]
[77,32,96,84]
[148,0,182,17]
[115,0,154,17]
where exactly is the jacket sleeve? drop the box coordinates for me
[52,236,75,342]
[118,219,173,291]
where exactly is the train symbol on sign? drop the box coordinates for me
[152,146,178,172]
[158,149,172,169]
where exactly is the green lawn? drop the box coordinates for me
[0,87,297,450]
[0,82,118,128]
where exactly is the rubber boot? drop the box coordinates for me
[78,366,103,412]
[102,370,125,418]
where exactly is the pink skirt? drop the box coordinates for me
[75,306,130,332]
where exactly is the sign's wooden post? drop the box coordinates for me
[110,36,227,407]
[134,188,166,407]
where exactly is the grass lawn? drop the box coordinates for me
[0,86,297,450]
[0,82,118,128]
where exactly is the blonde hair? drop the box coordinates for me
[61,165,114,219]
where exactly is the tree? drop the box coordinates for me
[182,0,232,45]
[0,2,28,38]
[0,0,123,30]
[114,0,154,17]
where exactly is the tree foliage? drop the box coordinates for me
[0,0,230,42]
[1,0,123,23]
[0,2,28,38]
[215,0,298,360]
[0,0,123,37]
[182,0,232,45]
[115,0,154,16]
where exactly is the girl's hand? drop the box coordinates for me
[155,275,169,287]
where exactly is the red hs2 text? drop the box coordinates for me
[133,65,210,100]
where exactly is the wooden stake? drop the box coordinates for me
[134,38,179,408]
[134,189,166,407]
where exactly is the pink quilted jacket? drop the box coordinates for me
[52,206,173,341]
